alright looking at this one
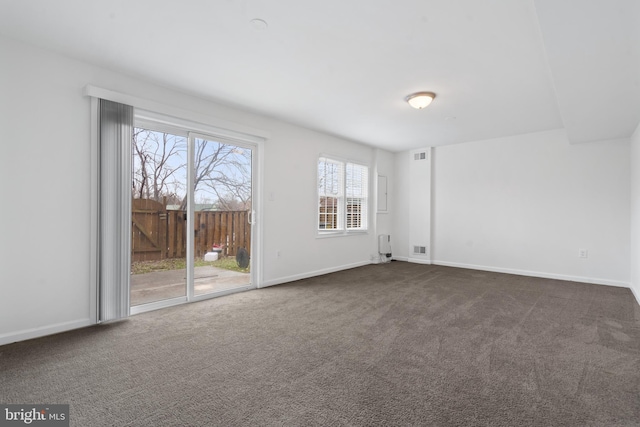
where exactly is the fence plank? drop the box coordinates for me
[236,211,244,256]
[131,201,249,261]
[167,211,176,258]
[213,213,221,251]
[227,212,235,256]
[131,199,167,262]
[206,213,214,253]
[132,216,161,249]
[221,212,228,255]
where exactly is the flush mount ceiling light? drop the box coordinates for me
[250,18,268,31]
[405,92,436,109]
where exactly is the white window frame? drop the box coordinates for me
[317,155,369,236]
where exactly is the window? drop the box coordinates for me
[318,156,369,233]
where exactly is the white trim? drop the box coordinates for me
[0,319,92,347]
[316,231,369,239]
[432,260,630,288]
[250,145,261,289]
[137,110,265,145]
[84,85,270,141]
[192,285,254,302]
[259,260,371,288]
[255,141,265,288]
[129,286,255,316]
[408,257,432,265]
[89,97,99,325]
[130,296,187,315]
[318,152,370,167]
[186,133,195,302]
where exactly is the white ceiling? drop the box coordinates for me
[0,0,638,152]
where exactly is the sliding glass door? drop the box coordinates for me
[189,133,253,298]
[130,128,188,306]
[130,125,255,311]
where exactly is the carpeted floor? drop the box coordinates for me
[1,262,639,426]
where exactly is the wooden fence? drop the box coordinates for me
[131,198,251,262]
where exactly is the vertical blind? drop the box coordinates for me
[98,99,133,322]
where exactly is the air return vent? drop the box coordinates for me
[413,246,427,255]
[413,152,427,161]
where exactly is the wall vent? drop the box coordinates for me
[413,245,427,255]
[413,152,427,161]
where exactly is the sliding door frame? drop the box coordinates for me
[129,124,260,315]
[187,132,258,303]
[87,85,266,322]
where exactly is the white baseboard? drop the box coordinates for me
[0,318,92,347]
[630,285,640,306]
[392,256,433,265]
[408,257,432,265]
[259,260,371,288]
[431,260,630,288]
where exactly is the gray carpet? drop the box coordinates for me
[1,262,639,426]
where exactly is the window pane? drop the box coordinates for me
[318,157,344,230]
[346,163,368,230]
[346,163,368,198]
[317,157,368,232]
[346,198,362,229]
[130,128,188,306]
[318,158,344,197]
[319,196,339,229]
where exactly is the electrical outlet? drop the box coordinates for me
[579,249,588,259]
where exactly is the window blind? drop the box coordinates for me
[98,99,133,322]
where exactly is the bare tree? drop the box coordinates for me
[132,129,185,204]
[132,128,251,211]
[215,192,252,211]
[187,140,251,210]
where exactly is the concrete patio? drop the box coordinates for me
[130,266,250,306]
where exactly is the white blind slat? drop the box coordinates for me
[98,99,133,322]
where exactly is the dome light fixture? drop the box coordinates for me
[405,92,436,109]
[250,18,268,31]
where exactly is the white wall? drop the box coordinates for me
[630,122,640,303]
[0,35,390,344]
[429,129,630,286]
[408,149,432,264]
[393,152,411,261]
[261,125,376,285]
[390,149,433,264]
[373,148,394,259]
